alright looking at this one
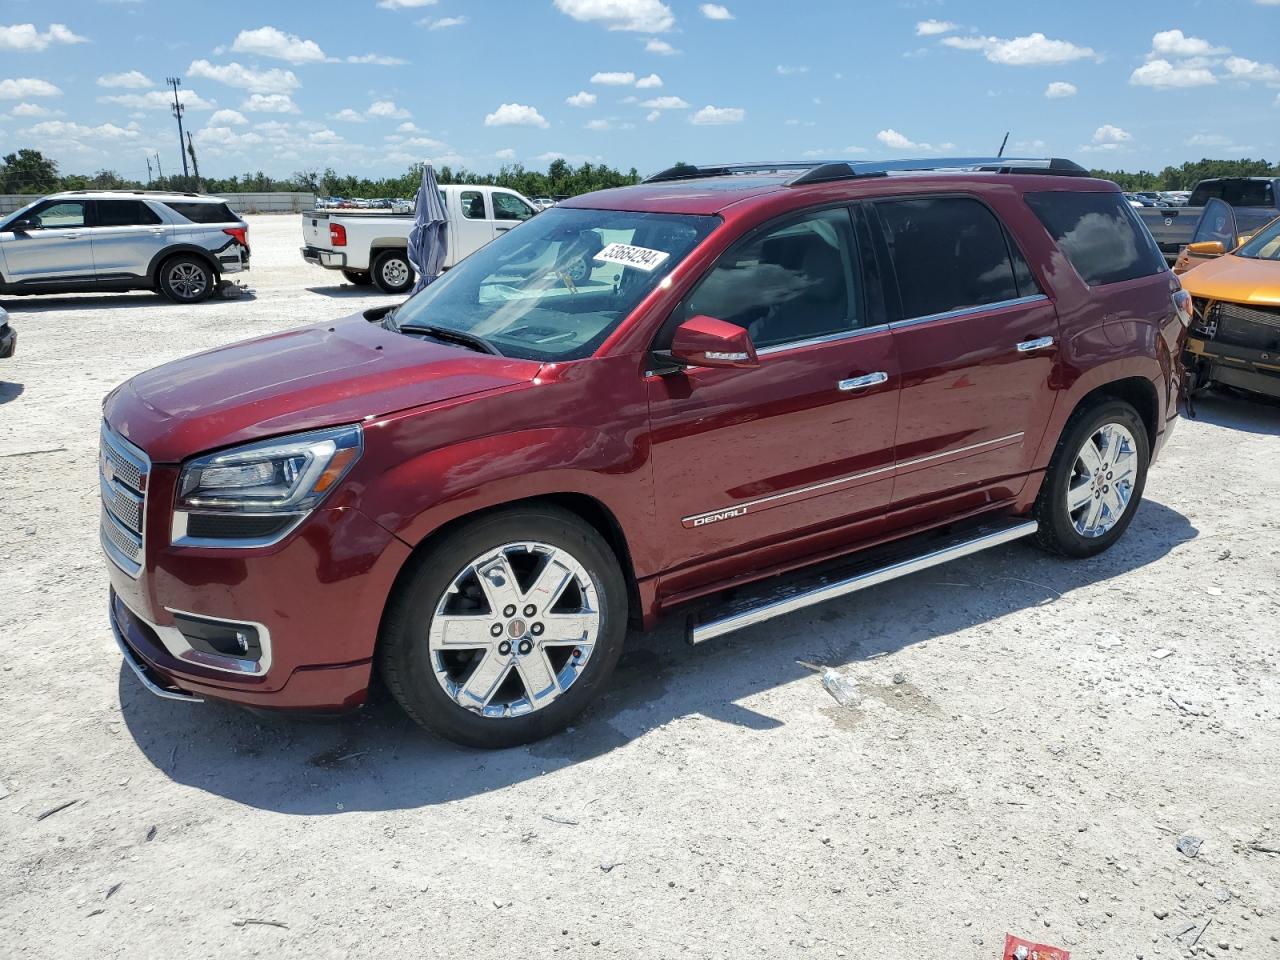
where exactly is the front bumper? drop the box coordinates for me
[1186,336,1280,399]
[301,245,346,268]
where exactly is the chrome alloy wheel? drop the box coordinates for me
[428,542,600,718]
[381,257,410,288]
[167,262,208,300]
[1066,422,1139,538]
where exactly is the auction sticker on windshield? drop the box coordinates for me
[594,242,670,272]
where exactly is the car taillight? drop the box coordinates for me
[329,223,346,247]
[223,226,248,246]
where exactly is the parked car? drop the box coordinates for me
[106,156,1188,748]
[1137,177,1280,264]
[0,191,249,302]
[301,184,540,293]
[1180,204,1280,401]
[0,305,14,358]
[532,197,557,210]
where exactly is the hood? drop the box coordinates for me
[1181,254,1280,307]
[105,312,541,462]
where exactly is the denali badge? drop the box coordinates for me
[685,506,748,528]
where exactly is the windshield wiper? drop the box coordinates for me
[397,323,503,356]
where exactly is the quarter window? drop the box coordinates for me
[681,208,861,349]
[95,199,162,227]
[876,197,1021,319]
[164,201,237,224]
[1024,191,1166,286]
[493,192,535,221]
[460,190,487,220]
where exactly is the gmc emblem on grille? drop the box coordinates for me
[687,506,748,528]
[101,454,115,485]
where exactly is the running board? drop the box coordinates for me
[686,518,1038,645]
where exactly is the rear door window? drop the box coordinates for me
[1024,191,1167,286]
[164,201,237,224]
[875,196,1021,319]
[95,199,162,227]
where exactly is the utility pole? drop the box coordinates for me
[186,130,202,190]
[146,156,153,186]
[155,151,164,182]
[166,76,189,178]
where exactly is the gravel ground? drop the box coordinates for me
[1,214,1278,959]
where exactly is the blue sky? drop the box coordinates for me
[2,0,1278,181]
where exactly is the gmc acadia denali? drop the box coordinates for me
[102,157,1189,748]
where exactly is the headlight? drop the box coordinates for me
[173,425,362,546]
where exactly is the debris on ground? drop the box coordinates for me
[1003,932,1070,960]
[35,799,78,821]
[232,918,288,929]
[1177,834,1204,858]
[821,669,861,708]
[1169,695,1210,716]
[1151,648,1174,660]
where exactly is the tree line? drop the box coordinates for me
[3,147,1277,199]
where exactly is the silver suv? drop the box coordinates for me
[0,191,249,303]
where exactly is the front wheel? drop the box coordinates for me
[1033,399,1149,558]
[371,250,414,294]
[379,506,628,748]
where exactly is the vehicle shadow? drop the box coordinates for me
[1192,388,1280,436]
[118,498,1197,814]
[0,293,165,313]
[305,286,395,299]
[0,382,22,405]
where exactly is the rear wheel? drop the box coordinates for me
[371,250,414,294]
[158,255,214,303]
[342,269,373,286]
[379,506,628,748]
[1033,399,1149,558]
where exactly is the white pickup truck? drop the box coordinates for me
[301,184,540,292]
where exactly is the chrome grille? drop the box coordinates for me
[100,422,150,577]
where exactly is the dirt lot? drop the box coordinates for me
[1,213,1278,959]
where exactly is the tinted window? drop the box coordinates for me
[96,199,162,227]
[682,208,860,349]
[460,190,486,220]
[877,197,1019,319]
[1222,180,1274,207]
[493,192,535,221]
[31,200,86,228]
[1189,182,1225,205]
[1025,191,1167,286]
[165,201,237,224]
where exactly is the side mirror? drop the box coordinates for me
[669,315,759,369]
[6,218,35,232]
[1185,240,1226,257]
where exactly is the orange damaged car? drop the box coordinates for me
[1180,206,1280,401]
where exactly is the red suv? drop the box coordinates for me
[103,157,1190,748]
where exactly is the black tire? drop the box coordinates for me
[1033,399,1149,558]
[342,269,373,286]
[158,254,215,303]
[379,506,628,749]
[371,250,415,294]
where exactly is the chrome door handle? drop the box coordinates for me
[1016,336,1055,353]
[838,371,888,392]
[495,226,512,232]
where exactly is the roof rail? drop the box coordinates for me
[644,161,818,184]
[788,156,1089,186]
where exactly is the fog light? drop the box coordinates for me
[171,612,263,662]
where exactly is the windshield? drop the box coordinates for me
[390,207,719,361]
[1235,216,1280,261]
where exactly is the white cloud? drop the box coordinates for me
[197,126,264,149]
[585,118,611,130]
[240,93,300,113]
[422,16,467,29]
[645,38,677,55]
[397,121,418,132]
[1080,124,1133,152]
[345,53,407,65]
[309,127,343,144]
[1150,29,1228,59]
[28,119,138,140]
[566,90,597,107]
[1223,56,1280,85]
[635,73,662,88]
[10,101,55,117]
[329,107,366,122]
[188,59,300,94]
[377,0,436,7]
[484,102,549,128]
[100,88,213,110]
[495,148,516,160]
[1045,81,1077,98]
[776,64,809,75]
[1130,58,1216,88]
[942,32,1096,66]
[0,77,62,98]
[367,99,411,119]
[877,128,932,150]
[915,19,956,36]
[640,95,688,109]
[646,110,660,122]
[699,3,733,18]
[591,71,636,85]
[97,70,152,89]
[0,23,86,52]
[231,26,327,64]
[209,108,248,126]
[690,104,744,124]
[553,0,675,33]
